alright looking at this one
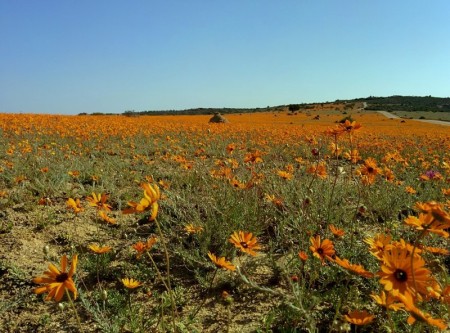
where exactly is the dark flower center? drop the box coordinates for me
[394,269,407,282]
[240,241,248,249]
[367,167,374,173]
[56,272,69,282]
[317,248,324,255]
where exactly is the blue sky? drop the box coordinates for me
[1,1,450,114]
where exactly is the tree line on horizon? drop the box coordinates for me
[77,95,450,116]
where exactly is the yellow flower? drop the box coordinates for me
[122,278,142,289]
[33,254,78,302]
[343,149,361,164]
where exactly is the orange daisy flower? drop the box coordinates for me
[33,254,78,302]
[229,231,261,256]
[415,201,450,225]
[132,237,157,259]
[358,157,381,185]
[244,150,263,164]
[88,244,112,254]
[344,310,374,326]
[405,186,417,194]
[264,193,285,210]
[99,211,116,224]
[123,183,160,221]
[370,291,404,311]
[339,120,362,133]
[404,213,449,238]
[207,252,236,271]
[419,245,449,255]
[184,223,204,234]
[298,251,308,262]
[343,149,362,164]
[309,235,335,263]
[441,285,450,305]
[306,163,327,179]
[66,198,84,214]
[364,234,392,260]
[397,292,447,331]
[378,246,440,298]
[334,257,374,278]
[277,170,293,180]
[122,277,142,289]
[329,224,345,238]
[87,192,112,211]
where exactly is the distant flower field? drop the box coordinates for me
[0,110,448,332]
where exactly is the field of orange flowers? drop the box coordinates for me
[0,107,449,332]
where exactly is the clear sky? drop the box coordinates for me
[1,1,450,114]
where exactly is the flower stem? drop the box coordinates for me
[65,289,83,332]
[153,217,177,332]
[189,268,218,320]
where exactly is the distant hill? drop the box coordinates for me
[350,95,450,112]
[122,106,280,116]
[80,95,450,116]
